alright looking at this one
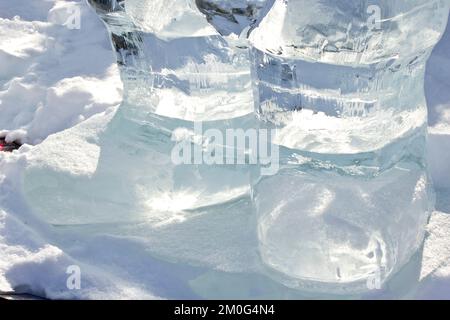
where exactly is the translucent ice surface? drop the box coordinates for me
[121,0,255,122]
[196,0,271,36]
[249,0,450,153]
[254,130,432,292]
[250,0,450,64]
[249,0,450,292]
[24,0,258,225]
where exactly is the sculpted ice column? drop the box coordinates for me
[122,0,256,121]
[249,0,450,292]
[23,0,270,225]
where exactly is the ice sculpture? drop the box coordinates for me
[195,0,271,36]
[249,0,450,292]
[21,0,450,295]
[122,0,255,121]
[23,0,268,225]
[125,0,217,39]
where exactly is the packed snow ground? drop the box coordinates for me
[0,0,449,299]
[0,0,122,145]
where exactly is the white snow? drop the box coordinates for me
[0,0,449,299]
[0,0,122,145]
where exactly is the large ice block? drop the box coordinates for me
[125,0,217,39]
[254,131,432,292]
[120,0,255,122]
[23,0,259,225]
[249,0,450,153]
[249,0,450,292]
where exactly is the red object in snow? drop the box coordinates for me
[0,138,21,152]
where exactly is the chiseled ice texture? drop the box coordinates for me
[125,0,217,39]
[23,0,259,225]
[126,0,269,38]
[123,0,256,122]
[249,0,450,153]
[196,0,271,36]
[250,0,450,292]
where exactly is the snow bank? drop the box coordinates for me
[416,212,450,300]
[0,0,151,299]
[0,207,160,299]
[0,0,122,145]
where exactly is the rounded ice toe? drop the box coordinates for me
[254,164,432,293]
[22,114,252,226]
